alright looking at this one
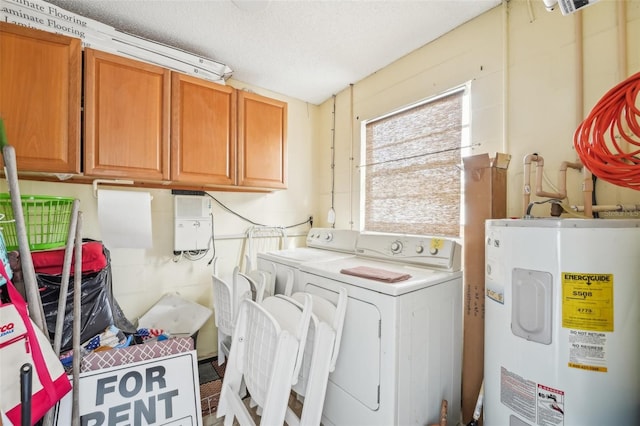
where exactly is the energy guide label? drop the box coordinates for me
[561,272,613,332]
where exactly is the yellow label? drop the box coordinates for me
[430,238,444,250]
[562,272,614,332]
[486,288,504,304]
[568,362,608,373]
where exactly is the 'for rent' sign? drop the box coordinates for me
[55,351,201,425]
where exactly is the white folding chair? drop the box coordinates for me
[213,264,270,365]
[235,266,266,304]
[211,273,236,365]
[213,265,265,362]
[273,287,348,426]
[291,287,348,372]
[273,295,335,426]
[217,295,312,426]
[282,268,295,297]
[244,253,276,297]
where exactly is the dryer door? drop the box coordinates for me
[305,282,381,410]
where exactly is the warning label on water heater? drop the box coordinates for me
[568,329,608,372]
[537,384,565,425]
[561,272,613,332]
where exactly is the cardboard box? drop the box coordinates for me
[461,153,509,424]
[1,0,232,81]
[81,336,194,372]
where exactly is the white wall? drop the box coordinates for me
[317,0,640,229]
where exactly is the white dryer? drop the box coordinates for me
[299,233,463,426]
[256,228,359,295]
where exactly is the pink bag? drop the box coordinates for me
[0,263,72,425]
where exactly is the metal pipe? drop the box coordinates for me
[531,155,560,199]
[2,145,46,333]
[571,204,640,213]
[617,1,629,155]
[574,9,593,218]
[617,0,627,80]
[522,153,536,216]
[582,169,593,218]
[72,212,83,426]
[534,159,582,199]
[502,0,510,154]
[52,200,80,356]
[349,84,355,230]
[20,363,32,426]
[555,161,583,198]
[524,154,583,217]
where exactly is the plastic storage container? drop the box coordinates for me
[0,194,74,251]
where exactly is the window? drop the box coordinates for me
[361,86,468,237]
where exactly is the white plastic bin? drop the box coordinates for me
[137,293,212,347]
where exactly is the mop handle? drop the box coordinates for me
[473,380,485,420]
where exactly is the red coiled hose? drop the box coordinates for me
[574,71,640,189]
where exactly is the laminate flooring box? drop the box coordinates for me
[0,0,232,81]
[461,153,509,424]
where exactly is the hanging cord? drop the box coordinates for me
[591,174,599,219]
[174,189,313,264]
[573,71,640,189]
[525,198,588,219]
[357,144,479,168]
[525,198,563,218]
[203,193,310,268]
[204,193,312,229]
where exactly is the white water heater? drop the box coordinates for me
[484,219,640,426]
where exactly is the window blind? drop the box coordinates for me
[364,89,463,237]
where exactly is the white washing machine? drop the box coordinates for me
[256,228,359,295]
[299,233,463,426]
[485,219,640,426]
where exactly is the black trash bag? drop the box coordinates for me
[37,244,136,353]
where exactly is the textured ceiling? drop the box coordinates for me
[44,0,501,105]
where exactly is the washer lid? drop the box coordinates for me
[258,247,355,268]
[300,257,461,296]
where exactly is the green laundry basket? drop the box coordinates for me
[0,194,75,251]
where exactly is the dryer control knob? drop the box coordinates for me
[429,247,439,255]
[415,245,424,254]
[390,241,403,253]
[324,232,333,241]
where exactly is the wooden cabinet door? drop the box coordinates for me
[84,48,170,180]
[0,23,81,173]
[238,91,287,189]
[171,73,236,185]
